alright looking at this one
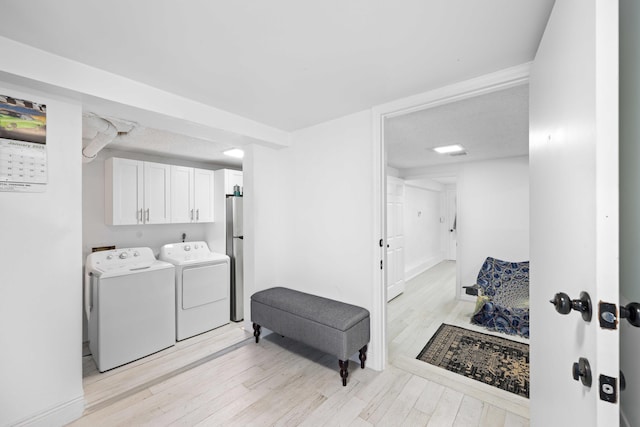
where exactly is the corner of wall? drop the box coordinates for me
[13,396,84,427]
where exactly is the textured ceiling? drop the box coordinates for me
[0,0,554,132]
[385,84,529,170]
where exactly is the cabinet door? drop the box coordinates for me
[193,168,214,222]
[106,158,143,225]
[144,161,171,224]
[170,165,194,223]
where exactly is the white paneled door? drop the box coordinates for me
[386,176,405,301]
[529,0,619,425]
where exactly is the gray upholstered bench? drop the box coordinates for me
[251,287,370,386]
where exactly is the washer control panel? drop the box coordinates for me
[87,247,156,273]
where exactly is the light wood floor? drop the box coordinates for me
[70,261,529,426]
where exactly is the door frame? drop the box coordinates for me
[371,63,531,370]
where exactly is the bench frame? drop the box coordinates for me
[250,287,370,386]
[252,323,368,386]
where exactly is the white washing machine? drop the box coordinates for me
[85,247,176,372]
[159,241,230,341]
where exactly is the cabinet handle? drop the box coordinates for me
[190,209,194,221]
[145,208,150,222]
[139,208,143,223]
[196,209,199,221]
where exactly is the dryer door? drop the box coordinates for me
[182,263,229,309]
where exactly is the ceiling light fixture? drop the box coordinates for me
[433,144,465,154]
[223,148,244,159]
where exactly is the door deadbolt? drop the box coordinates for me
[573,357,592,387]
[550,291,592,322]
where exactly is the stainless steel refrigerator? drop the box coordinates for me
[226,196,243,321]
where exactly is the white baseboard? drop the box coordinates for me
[405,256,444,281]
[13,395,84,427]
[459,294,476,302]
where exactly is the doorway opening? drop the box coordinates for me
[374,66,531,409]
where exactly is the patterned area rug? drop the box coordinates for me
[416,324,529,398]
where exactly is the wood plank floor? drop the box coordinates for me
[70,261,529,426]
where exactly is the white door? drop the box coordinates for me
[386,176,405,301]
[193,168,214,222]
[170,165,194,223]
[144,161,171,224]
[446,187,457,261]
[529,1,619,426]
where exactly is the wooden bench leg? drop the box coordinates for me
[359,345,368,369]
[253,323,261,343]
[339,359,349,386]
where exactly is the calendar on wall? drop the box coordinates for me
[0,95,47,193]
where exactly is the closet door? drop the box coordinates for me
[386,176,405,301]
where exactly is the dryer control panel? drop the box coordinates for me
[159,241,226,263]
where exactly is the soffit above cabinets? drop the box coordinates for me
[82,114,243,167]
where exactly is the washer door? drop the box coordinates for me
[182,263,228,309]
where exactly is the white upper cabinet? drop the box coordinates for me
[143,161,171,224]
[170,165,194,223]
[105,157,144,225]
[170,165,215,223]
[107,157,215,225]
[193,168,214,222]
[106,158,171,225]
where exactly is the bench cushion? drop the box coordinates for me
[251,287,369,331]
[251,287,370,360]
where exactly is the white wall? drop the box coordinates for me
[619,1,640,424]
[456,157,529,294]
[403,184,446,279]
[244,110,379,366]
[242,144,289,329]
[0,84,84,425]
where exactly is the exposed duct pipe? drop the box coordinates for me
[82,116,118,163]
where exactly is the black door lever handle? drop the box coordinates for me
[620,302,640,327]
[550,291,592,322]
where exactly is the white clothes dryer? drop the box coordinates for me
[85,247,176,372]
[159,241,230,340]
